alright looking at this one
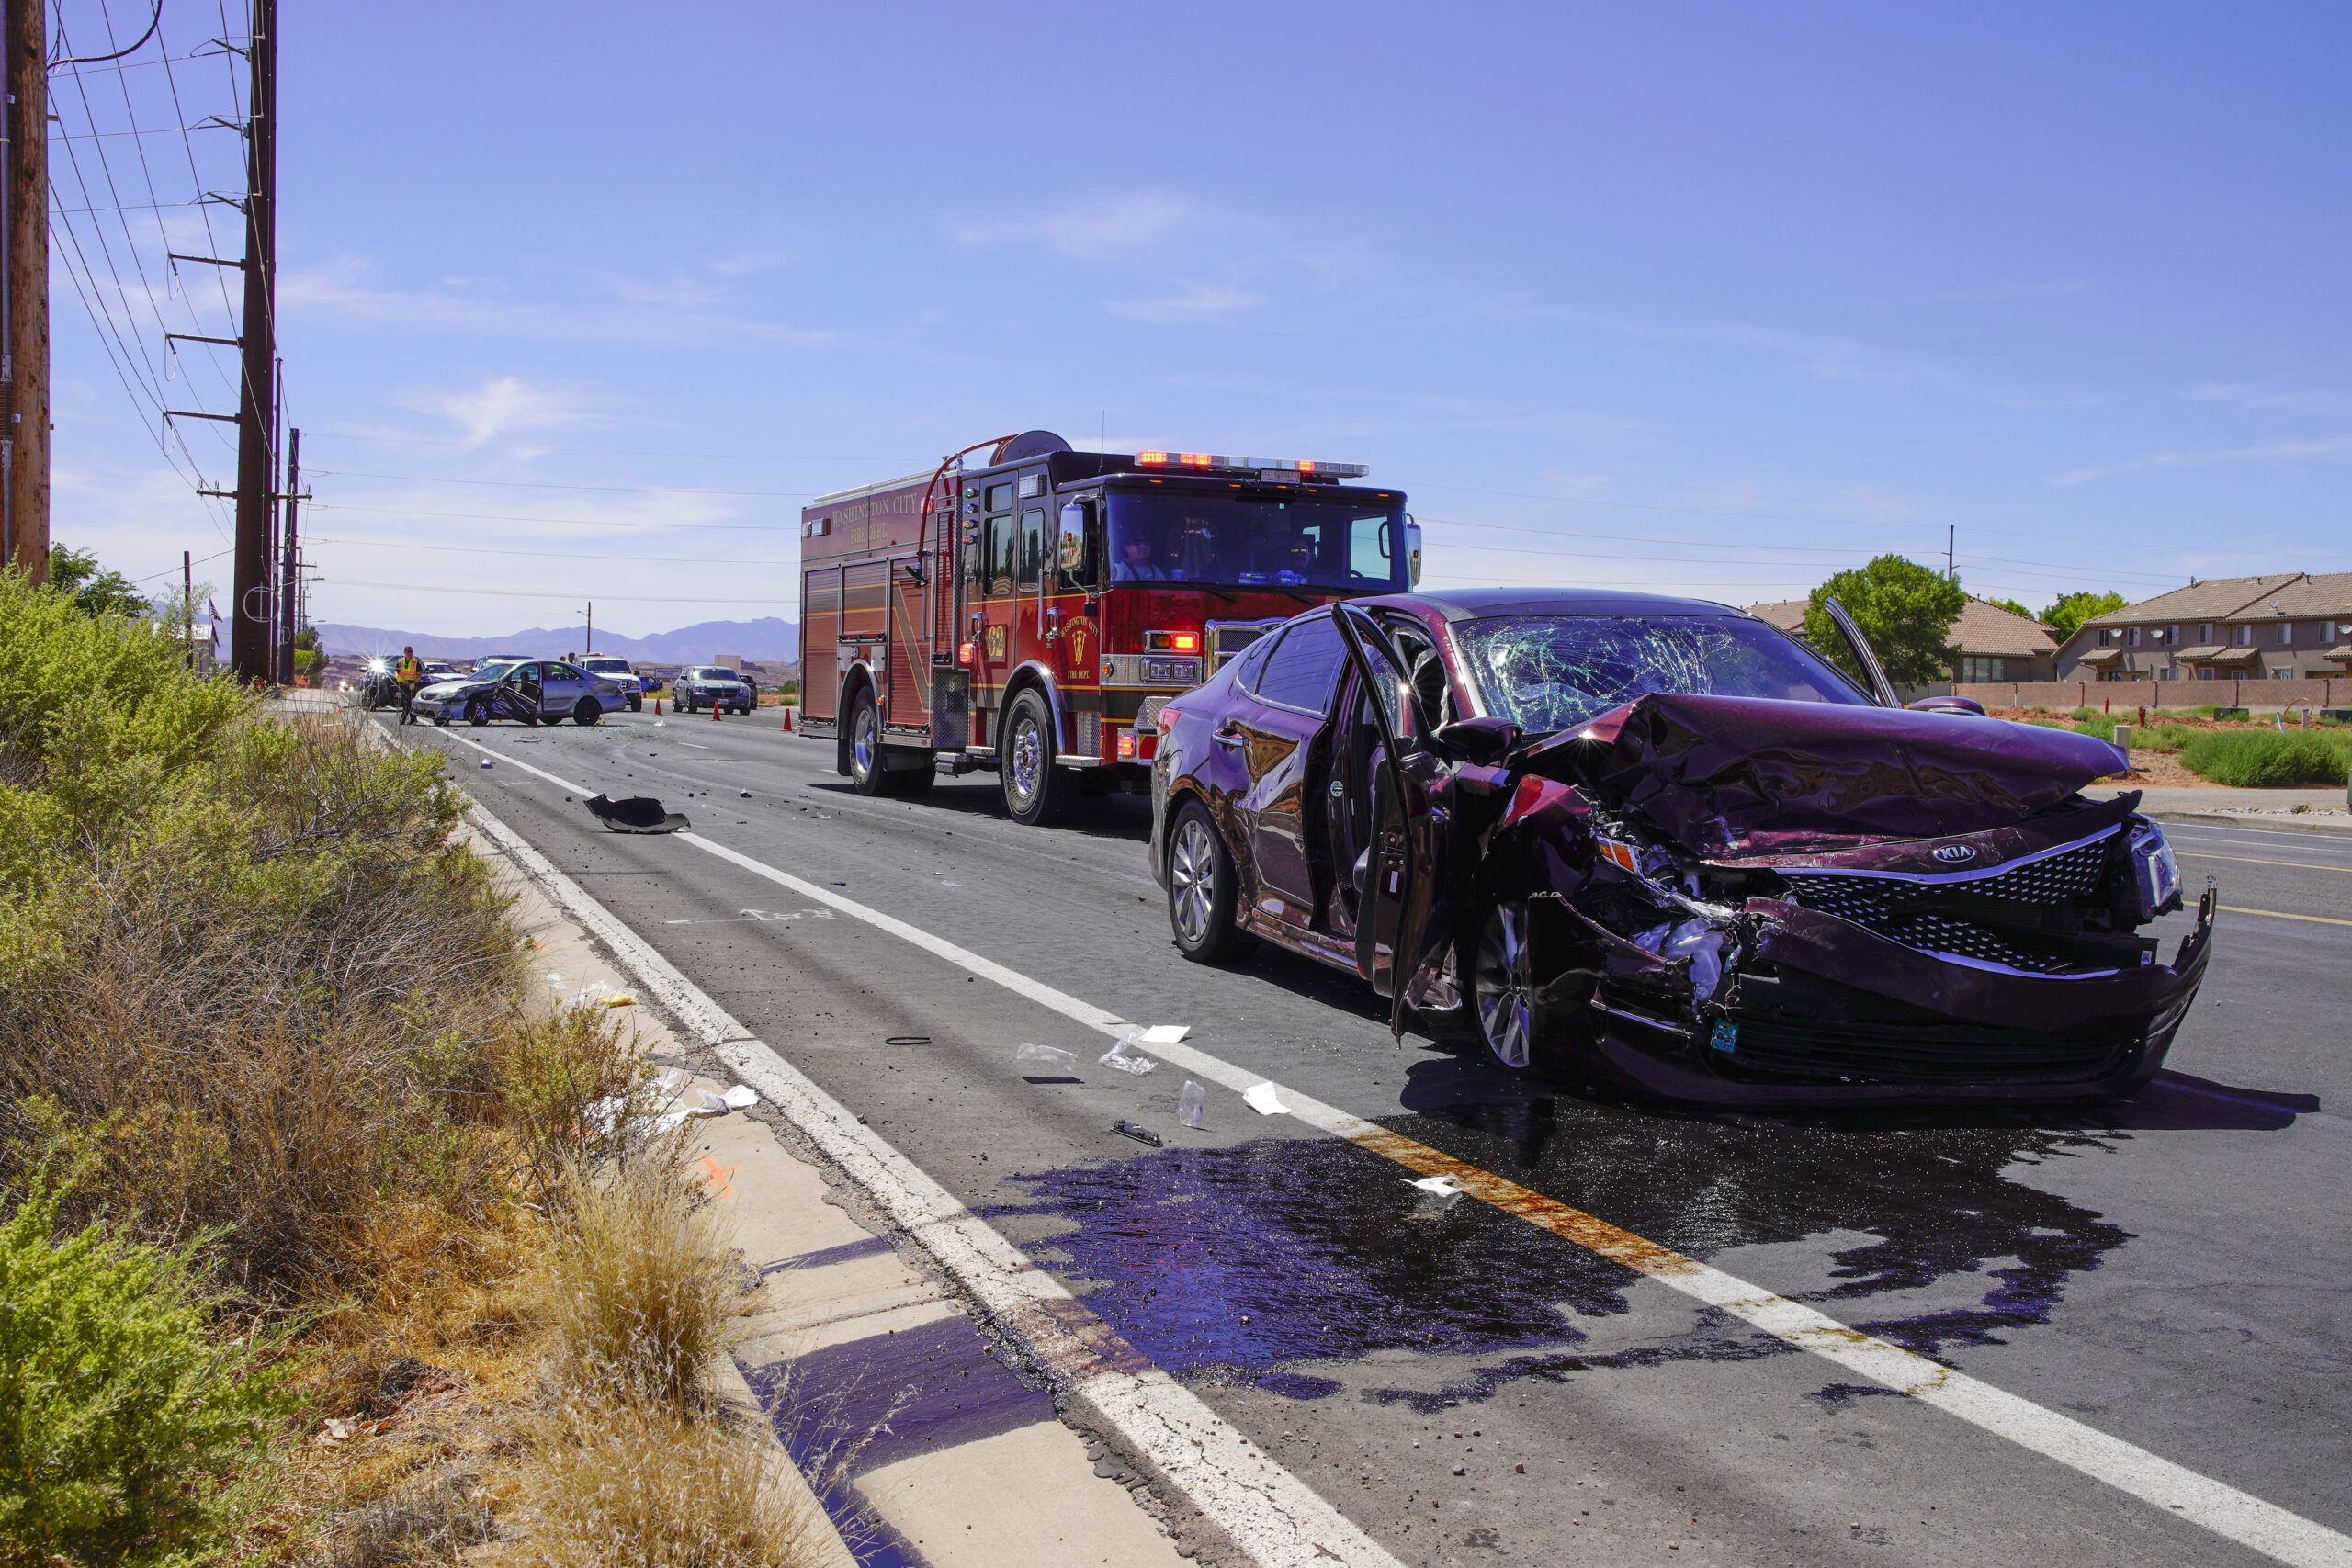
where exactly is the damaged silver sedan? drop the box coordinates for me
[1148,591,2211,1104]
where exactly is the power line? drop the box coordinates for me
[311,468,814,498]
[311,502,792,534]
[309,534,801,568]
[312,577,792,604]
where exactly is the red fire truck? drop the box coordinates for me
[797,429,1419,824]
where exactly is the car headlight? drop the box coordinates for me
[2128,822,2181,919]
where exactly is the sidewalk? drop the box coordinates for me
[2083,783,2352,834]
[477,825,1194,1568]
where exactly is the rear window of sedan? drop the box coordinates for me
[1456,614,1872,733]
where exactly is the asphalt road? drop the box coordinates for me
[385,705,2351,1568]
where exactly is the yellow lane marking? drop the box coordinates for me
[2179,852,2352,874]
[2220,905,2352,927]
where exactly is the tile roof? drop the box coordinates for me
[1950,598,2057,657]
[2081,573,2306,627]
[2262,571,2352,618]
[1746,600,1807,632]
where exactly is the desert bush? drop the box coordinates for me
[525,1399,823,1568]
[2178,730,2352,788]
[548,1154,746,1413]
[0,1154,296,1567]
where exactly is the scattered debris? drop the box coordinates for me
[1015,1043,1080,1071]
[1242,1082,1287,1116]
[479,758,492,770]
[1179,1080,1206,1129]
[582,793,688,834]
[1098,1030,1158,1076]
[1408,1173,1462,1196]
[885,1035,932,1047]
[1112,1119,1164,1147]
[739,789,752,797]
[718,1083,758,1111]
[1139,1024,1191,1044]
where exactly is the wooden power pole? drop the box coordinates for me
[229,0,275,681]
[4,0,48,584]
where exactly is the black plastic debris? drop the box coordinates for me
[1111,1120,1164,1148]
[583,794,688,834]
[886,1036,933,1047]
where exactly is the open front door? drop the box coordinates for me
[1822,597,1901,707]
[1329,604,1448,1036]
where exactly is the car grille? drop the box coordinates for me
[1778,834,2119,976]
[1713,1011,2137,1086]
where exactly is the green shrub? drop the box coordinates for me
[2178,731,2352,788]
[0,1156,295,1566]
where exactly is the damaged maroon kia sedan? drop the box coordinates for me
[1148,590,2211,1103]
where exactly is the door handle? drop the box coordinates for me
[1213,723,1245,749]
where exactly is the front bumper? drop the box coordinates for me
[1559,888,2214,1105]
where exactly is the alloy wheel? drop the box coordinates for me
[1474,902,1536,1069]
[1008,715,1044,808]
[1170,818,1217,946]
[853,705,877,780]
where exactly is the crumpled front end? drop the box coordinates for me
[1466,694,2211,1103]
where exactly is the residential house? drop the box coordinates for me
[2054,573,2352,683]
[1744,597,2057,686]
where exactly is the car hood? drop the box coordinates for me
[1522,693,2127,856]
[421,678,492,697]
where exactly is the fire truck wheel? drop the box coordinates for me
[1167,801,1245,963]
[1000,689,1073,825]
[848,691,899,796]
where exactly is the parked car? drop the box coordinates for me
[673,665,754,715]
[412,660,628,728]
[576,655,646,712]
[1149,591,2210,1104]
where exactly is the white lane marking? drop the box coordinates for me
[425,719,2352,1566]
[454,796,1401,1568]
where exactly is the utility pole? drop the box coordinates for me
[229,0,275,681]
[586,602,593,654]
[3,0,48,583]
[183,550,193,668]
[279,426,301,682]
[1946,525,1955,583]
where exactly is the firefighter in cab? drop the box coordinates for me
[394,647,424,725]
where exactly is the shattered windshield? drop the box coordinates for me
[1456,614,1871,733]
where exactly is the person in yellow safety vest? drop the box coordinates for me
[394,647,424,725]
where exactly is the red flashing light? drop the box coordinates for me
[1116,728,1137,761]
[1170,632,1199,652]
[1137,450,1170,465]
[1182,452,1212,467]
[958,642,976,665]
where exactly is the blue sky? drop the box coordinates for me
[46,0,2351,639]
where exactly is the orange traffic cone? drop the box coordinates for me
[653,697,662,716]
[711,695,722,722]
[779,705,793,732]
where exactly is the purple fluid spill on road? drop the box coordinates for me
[988,1060,2228,1407]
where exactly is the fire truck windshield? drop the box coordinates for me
[1103,491,1407,592]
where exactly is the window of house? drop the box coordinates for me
[2273,667,2295,681]
[2235,625,2253,646]
[2276,622,2293,646]
[2198,623,2214,643]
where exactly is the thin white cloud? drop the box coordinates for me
[944,192,1208,261]
[397,378,596,449]
[2053,435,2352,485]
[1105,280,1266,325]
[281,257,830,348]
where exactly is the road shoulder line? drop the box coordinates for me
[452,791,1405,1568]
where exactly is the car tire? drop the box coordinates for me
[432,715,448,728]
[848,689,899,797]
[628,695,641,713]
[1000,689,1073,825]
[573,698,601,727]
[1472,900,1545,1072]
[465,696,490,728]
[1167,800,1246,964]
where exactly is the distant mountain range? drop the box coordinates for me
[316,617,798,665]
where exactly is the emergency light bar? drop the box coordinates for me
[1133,451,1369,479]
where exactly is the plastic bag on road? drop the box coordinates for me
[1099,1030,1158,1076]
[1016,1043,1080,1072]
[1242,1082,1286,1116]
[1179,1080,1206,1129]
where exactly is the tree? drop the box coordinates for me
[1802,555,1967,690]
[2041,590,2131,641]
[1985,597,2034,621]
[45,544,152,620]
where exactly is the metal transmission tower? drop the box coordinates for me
[229,0,277,682]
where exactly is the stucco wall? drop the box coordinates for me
[1957,679,2346,711]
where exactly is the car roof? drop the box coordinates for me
[1363,587,1747,621]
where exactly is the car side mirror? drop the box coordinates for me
[1405,518,1423,586]
[1433,716,1520,764]
[1057,501,1090,574]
